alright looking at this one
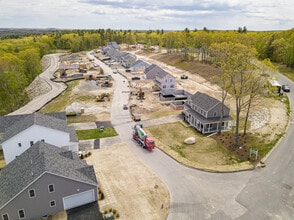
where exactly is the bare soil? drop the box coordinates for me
[86,144,169,220]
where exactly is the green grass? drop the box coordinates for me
[40,80,89,113]
[145,122,241,166]
[148,109,182,119]
[76,127,117,140]
[247,133,284,159]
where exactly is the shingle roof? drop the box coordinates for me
[0,112,74,144]
[156,69,174,79]
[145,64,168,79]
[131,60,150,69]
[0,141,98,209]
[190,91,221,112]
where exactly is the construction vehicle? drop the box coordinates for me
[132,124,155,150]
[96,93,110,102]
[137,88,145,100]
[101,80,113,87]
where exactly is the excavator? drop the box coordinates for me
[96,93,110,102]
[137,88,145,100]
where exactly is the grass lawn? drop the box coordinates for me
[145,122,253,172]
[147,109,183,119]
[76,127,117,140]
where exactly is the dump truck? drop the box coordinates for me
[132,124,155,150]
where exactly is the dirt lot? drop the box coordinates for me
[86,144,169,220]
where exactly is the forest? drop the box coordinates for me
[0,28,293,115]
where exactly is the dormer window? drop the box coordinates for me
[18,143,21,147]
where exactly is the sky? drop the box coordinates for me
[0,0,293,31]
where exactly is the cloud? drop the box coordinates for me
[0,0,293,30]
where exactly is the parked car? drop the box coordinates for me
[180,74,188,79]
[131,76,140,80]
[282,85,290,92]
[123,104,128,110]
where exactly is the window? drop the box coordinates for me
[41,139,45,142]
[30,141,34,146]
[48,184,55,193]
[18,143,21,147]
[29,189,35,198]
[18,210,25,219]
[214,111,217,117]
[50,200,56,207]
[2,214,9,220]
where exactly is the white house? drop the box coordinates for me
[155,70,176,92]
[0,112,78,165]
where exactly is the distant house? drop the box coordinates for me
[0,141,98,220]
[183,92,232,134]
[121,53,137,68]
[155,70,176,92]
[0,112,78,165]
[144,64,166,79]
[130,60,150,73]
[102,42,120,56]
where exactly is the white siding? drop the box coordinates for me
[2,125,74,164]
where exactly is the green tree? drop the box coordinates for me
[18,48,41,80]
[210,42,258,146]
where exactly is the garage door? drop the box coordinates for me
[63,189,95,210]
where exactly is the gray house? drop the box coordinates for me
[121,53,136,68]
[130,60,150,72]
[0,141,98,220]
[102,42,120,56]
[183,91,232,134]
[144,64,166,79]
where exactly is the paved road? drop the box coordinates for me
[94,50,294,219]
[9,53,67,115]
[235,74,294,219]
[89,52,252,219]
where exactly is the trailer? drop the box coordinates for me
[132,124,155,150]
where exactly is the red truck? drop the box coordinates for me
[132,124,155,150]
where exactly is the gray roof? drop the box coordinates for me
[0,141,98,209]
[131,60,150,69]
[145,64,168,79]
[190,91,222,112]
[156,69,173,79]
[0,112,75,144]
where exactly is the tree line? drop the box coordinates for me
[0,28,293,115]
